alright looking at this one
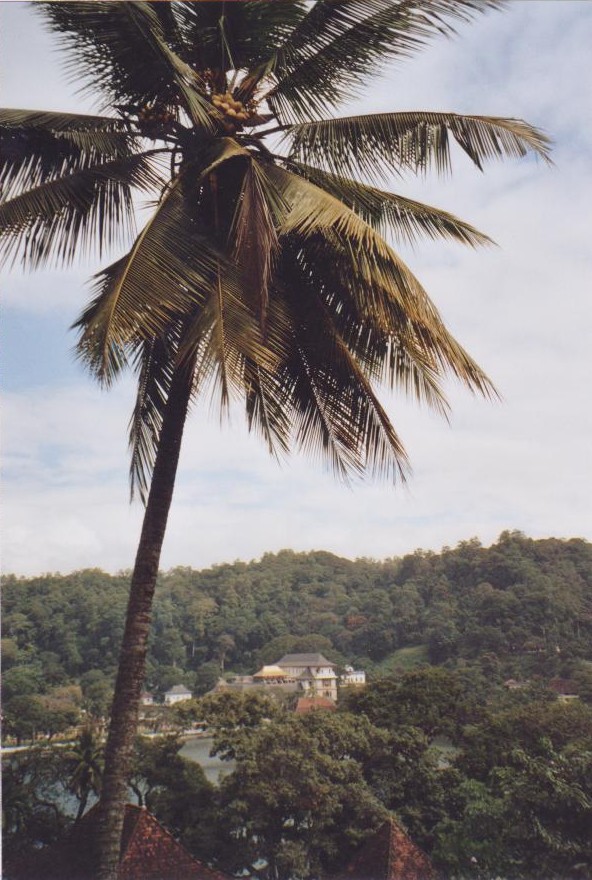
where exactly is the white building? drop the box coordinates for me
[164,684,193,705]
[276,653,338,702]
[340,666,366,686]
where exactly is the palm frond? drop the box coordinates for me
[0,150,165,270]
[309,228,496,400]
[178,260,281,415]
[280,268,411,482]
[230,158,287,333]
[281,238,452,416]
[243,358,293,459]
[285,160,492,247]
[0,108,138,200]
[286,112,552,181]
[74,169,221,386]
[267,0,505,122]
[128,329,178,503]
[176,1,308,74]
[267,170,496,400]
[38,2,214,130]
[267,163,438,325]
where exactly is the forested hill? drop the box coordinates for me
[3,531,592,698]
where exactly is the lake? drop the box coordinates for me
[179,735,234,784]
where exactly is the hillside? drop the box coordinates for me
[3,531,592,702]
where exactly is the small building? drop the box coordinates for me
[333,817,437,880]
[253,665,289,683]
[276,653,338,702]
[341,666,366,686]
[295,696,337,714]
[164,684,193,705]
[140,691,155,706]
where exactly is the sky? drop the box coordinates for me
[2,1,591,577]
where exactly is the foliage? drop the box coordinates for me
[3,534,591,705]
[433,744,592,879]
[64,726,104,822]
[2,749,71,863]
[129,735,220,861]
[2,533,592,875]
[215,712,388,880]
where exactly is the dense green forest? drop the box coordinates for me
[3,531,592,704]
[3,531,592,879]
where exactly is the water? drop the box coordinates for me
[179,736,234,784]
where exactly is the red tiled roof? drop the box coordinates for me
[336,818,437,880]
[5,804,231,880]
[119,806,230,880]
[295,696,337,714]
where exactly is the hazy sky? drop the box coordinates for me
[2,1,591,576]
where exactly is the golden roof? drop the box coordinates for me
[253,665,288,679]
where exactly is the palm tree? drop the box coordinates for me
[1,2,550,876]
[65,726,104,824]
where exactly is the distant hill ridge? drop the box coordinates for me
[2,533,591,693]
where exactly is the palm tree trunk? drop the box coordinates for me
[75,790,89,824]
[95,367,193,880]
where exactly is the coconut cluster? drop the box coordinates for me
[137,106,175,126]
[212,92,250,124]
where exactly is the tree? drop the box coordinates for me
[3,696,48,746]
[216,712,388,879]
[433,744,592,879]
[2,751,70,865]
[1,3,549,876]
[129,735,220,864]
[65,727,104,823]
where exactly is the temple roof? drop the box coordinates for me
[277,653,335,668]
[253,664,288,678]
[6,804,231,880]
[335,817,437,880]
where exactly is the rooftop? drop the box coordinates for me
[6,804,231,880]
[295,696,337,714]
[277,653,335,668]
[335,818,437,880]
[253,665,288,679]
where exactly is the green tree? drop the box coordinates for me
[129,735,220,863]
[492,744,592,878]
[344,667,473,740]
[433,744,592,879]
[1,3,549,875]
[65,727,104,823]
[80,671,114,724]
[198,690,284,758]
[192,660,223,697]
[573,663,592,704]
[3,696,48,745]
[217,712,387,879]
[2,749,70,864]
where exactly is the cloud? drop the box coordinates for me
[3,372,589,576]
[2,1,591,576]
